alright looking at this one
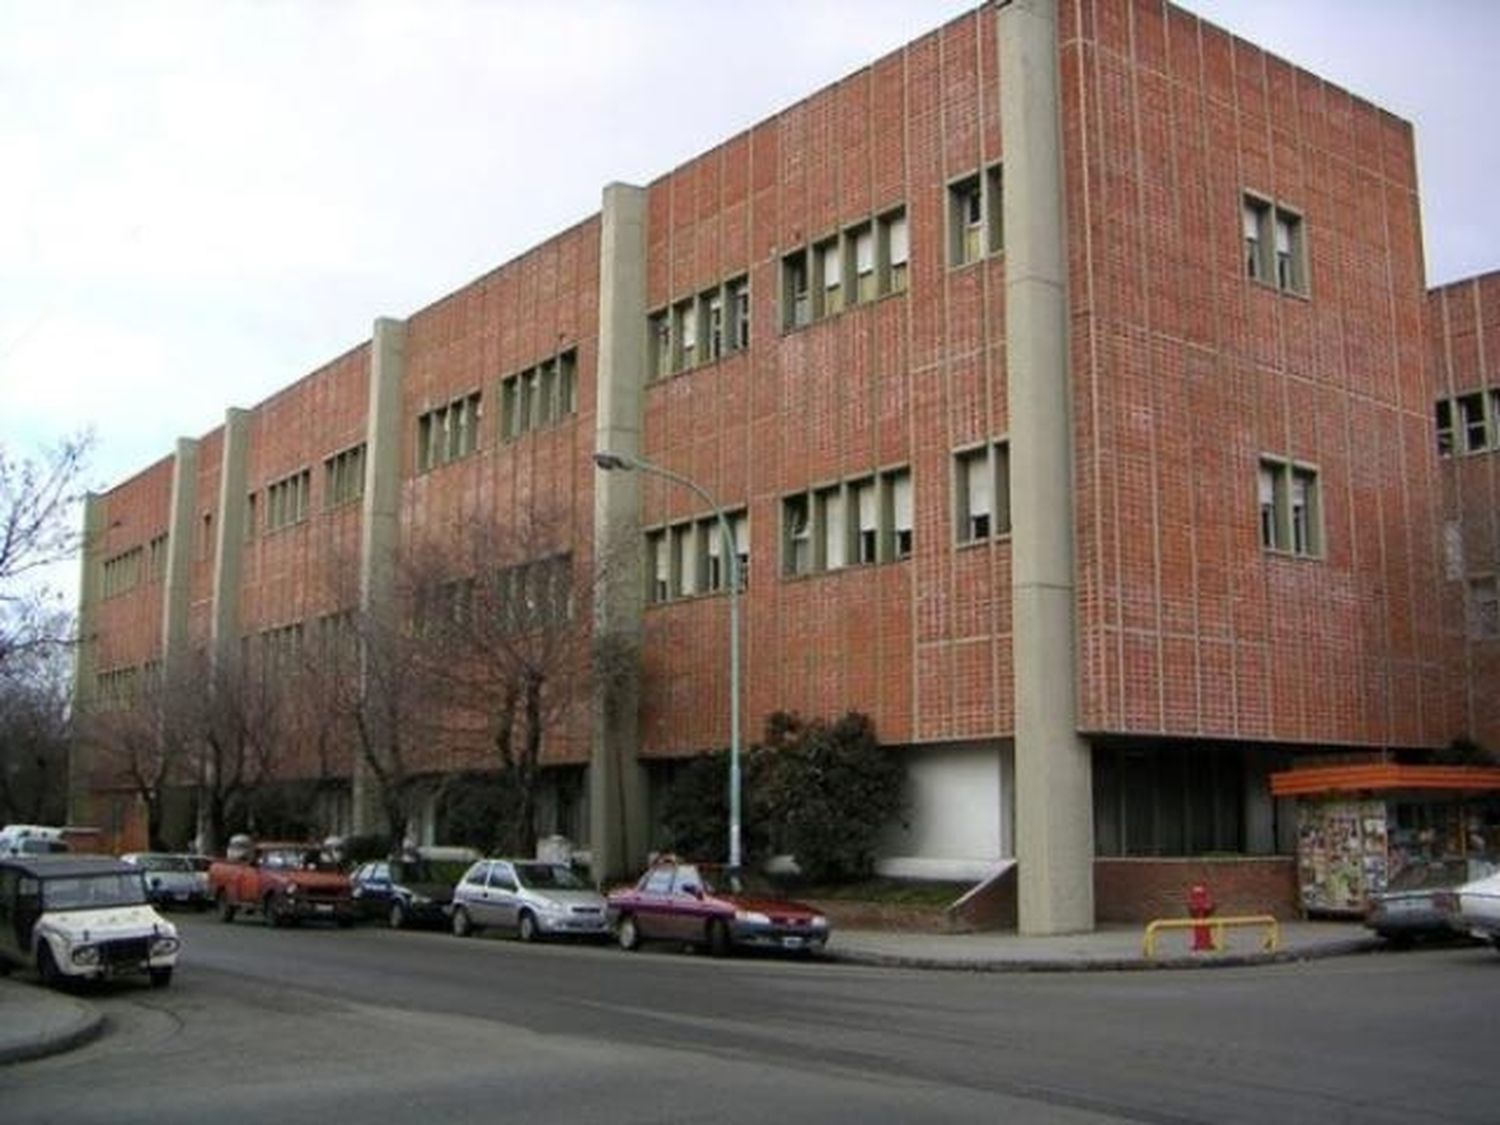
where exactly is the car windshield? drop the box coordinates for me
[43,873,148,910]
[261,848,331,871]
[391,860,468,885]
[136,855,194,873]
[514,862,587,890]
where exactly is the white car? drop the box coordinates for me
[450,858,610,941]
[0,854,181,988]
[1435,869,1500,950]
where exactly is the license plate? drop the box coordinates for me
[782,936,804,949]
[315,903,333,914]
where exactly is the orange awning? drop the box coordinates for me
[1269,764,1500,798]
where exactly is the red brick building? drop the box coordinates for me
[72,0,1489,931]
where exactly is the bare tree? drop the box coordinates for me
[409,509,599,857]
[180,648,287,856]
[0,434,91,673]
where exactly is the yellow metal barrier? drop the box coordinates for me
[1142,915,1280,958]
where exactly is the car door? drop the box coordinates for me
[455,862,490,923]
[486,862,520,930]
[632,865,677,940]
[352,862,391,919]
[666,864,710,941]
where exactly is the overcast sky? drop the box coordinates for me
[2,0,1497,499]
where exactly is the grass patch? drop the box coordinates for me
[764,877,968,908]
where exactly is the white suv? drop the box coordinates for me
[0,854,181,988]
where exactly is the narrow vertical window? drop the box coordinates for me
[732,510,749,590]
[727,277,750,350]
[705,519,724,592]
[1471,577,1500,640]
[784,251,810,330]
[984,164,1005,255]
[816,237,842,317]
[784,494,811,575]
[883,209,909,294]
[1258,461,1281,550]
[951,175,983,266]
[817,486,845,571]
[852,224,875,303]
[1243,197,1269,282]
[1274,210,1304,294]
[889,469,913,560]
[707,291,724,361]
[958,448,992,542]
[853,478,878,564]
[651,311,673,378]
[1458,392,1488,452]
[678,299,698,369]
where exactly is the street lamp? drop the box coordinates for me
[592,449,743,871]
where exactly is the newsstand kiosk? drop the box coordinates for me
[1268,765,1500,916]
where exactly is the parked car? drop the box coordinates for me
[450,858,610,941]
[0,824,70,857]
[1435,868,1500,950]
[350,856,471,929]
[209,840,354,927]
[0,854,180,988]
[606,857,830,956]
[121,852,212,910]
[1365,858,1495,945]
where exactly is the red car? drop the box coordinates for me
[607,857,829,956]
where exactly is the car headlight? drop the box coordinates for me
[809,915,829,929]
[535,898,564,914]
[735,910,771,926]
[284,884,299,896]
[71,945,100,967]
[409,894,431,906]
[150,936,180,957]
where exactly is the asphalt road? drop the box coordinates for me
[3,913,1496,1124]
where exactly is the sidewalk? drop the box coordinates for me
[0,921,1378,1066]
[0,977,103,1066]
[827,920,1380,972]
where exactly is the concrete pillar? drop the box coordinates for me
[353,316,406,834]
[590,182,649,881]
[68,493,106,826]
[1000,0,1095,933]
[161,439,200,687]
[210,409,251,665]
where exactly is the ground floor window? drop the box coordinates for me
[1093,743,1272,857]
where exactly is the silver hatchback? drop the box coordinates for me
[450,858,610,942]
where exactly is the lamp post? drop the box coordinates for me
[593,449,742,871]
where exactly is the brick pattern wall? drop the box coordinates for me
[1429,273,1500,751]
[1063,1,1446,749]
[1093,856,1298,923]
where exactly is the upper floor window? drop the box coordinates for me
[146,533,169,581]
[649,277,749,379]
[501,350,578,440]
[1435,389,1500,457]
[949,164,1003,268]
[645,510,749,604]
[266,468,311,532]
[323,443,366,508]
[1243,193,1306,295]
[781,205,910,332]
[417,391,482,471]
[782,466,912,576]
[1258,457,1321,558]
[102,547,143,598]
[954,441,1011,544]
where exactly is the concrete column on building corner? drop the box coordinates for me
[354,316,406,836]
[590,182,649,882]
[999,0,1095,934]
[161,439,200,840]
[210,410,251,665]
[161,438,200,689]
[67,493,106,826]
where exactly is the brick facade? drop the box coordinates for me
[74,1,1494,920]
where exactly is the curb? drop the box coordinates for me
[0,987,106,1067]
[823,937,1383,973]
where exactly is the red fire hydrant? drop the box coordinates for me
[1188,883,1216,952]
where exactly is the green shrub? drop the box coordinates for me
[658,747,772,862]
[758,711,906,884]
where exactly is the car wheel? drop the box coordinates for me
[389,901,407,930]
[217,892,236,924]
[149,967,173,989]
[452,906,474,938]
[36,943,63,989]
[706,918,731,958]
[617,914,640,951]
[264,893,290,928]
[517,910,538,943]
